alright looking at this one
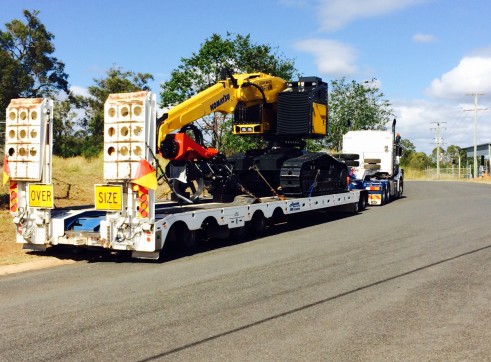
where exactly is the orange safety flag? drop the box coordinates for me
[133,159,157,191]
[3,156,9,186]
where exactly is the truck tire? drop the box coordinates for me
[358,192,367,211]
[364,158,381,164]
[398,179,404,198]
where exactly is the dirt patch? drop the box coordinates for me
[0,257,76,276]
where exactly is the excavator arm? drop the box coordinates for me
[156,72,286,161]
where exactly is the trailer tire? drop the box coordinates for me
[181,229,198,251]
[248,211,266,237]
[168,222,198,252]
[352,201,359,214]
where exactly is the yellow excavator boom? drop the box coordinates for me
[156,72,286,148]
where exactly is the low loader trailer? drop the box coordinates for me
[4,93,365,260]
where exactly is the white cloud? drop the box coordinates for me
[70,85,90,97]
[293,38,358,76]
[316,0,428,31]
[412,33,437,43]
[426,56,491,100]
[393,99,491,153]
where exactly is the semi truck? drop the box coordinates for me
[341,120,404,205]
[4,73,367,260]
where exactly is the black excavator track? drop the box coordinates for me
[280,152,348,197]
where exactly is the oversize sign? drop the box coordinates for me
[28,184,54,209]
[94,185,123,211]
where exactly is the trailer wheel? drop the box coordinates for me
[181,229,198,251]
[168,222,198,252]
[352,201,359,214]
[249,211,266,237]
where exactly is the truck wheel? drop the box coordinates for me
[381,189,386,205]
[358,193,367,211]
[398,179,404,198]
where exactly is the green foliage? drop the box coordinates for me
[446,144,465,165]
[400,138,416,166]
[431,146,445,166]
[0,9,68,112]
[407,152,432,170]
[327,78,394,151]
[78,66,154,157]
[0,9,69,148]
[52,99,85,157]
[219,118,266,156]
[160,32,297,151]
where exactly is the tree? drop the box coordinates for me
[400,138,416,166]
[160,32,297,154]
[327,78,394,151]
[431,146,445,166]
[408,152,431,170]
[446,145,464,166]
[0,10,68,113]
[52,99,85,157]
[79,66,153,157]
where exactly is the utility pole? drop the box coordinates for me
[465,93,486,178]
[431,121,446,179]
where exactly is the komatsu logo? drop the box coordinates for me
[210,94,230,111]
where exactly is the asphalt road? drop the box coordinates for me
[1,181,491,361]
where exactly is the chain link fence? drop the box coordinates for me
[424,167,474,180]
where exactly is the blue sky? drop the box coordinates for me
[2,0,491,154]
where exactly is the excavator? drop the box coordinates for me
[156,71,348,203]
